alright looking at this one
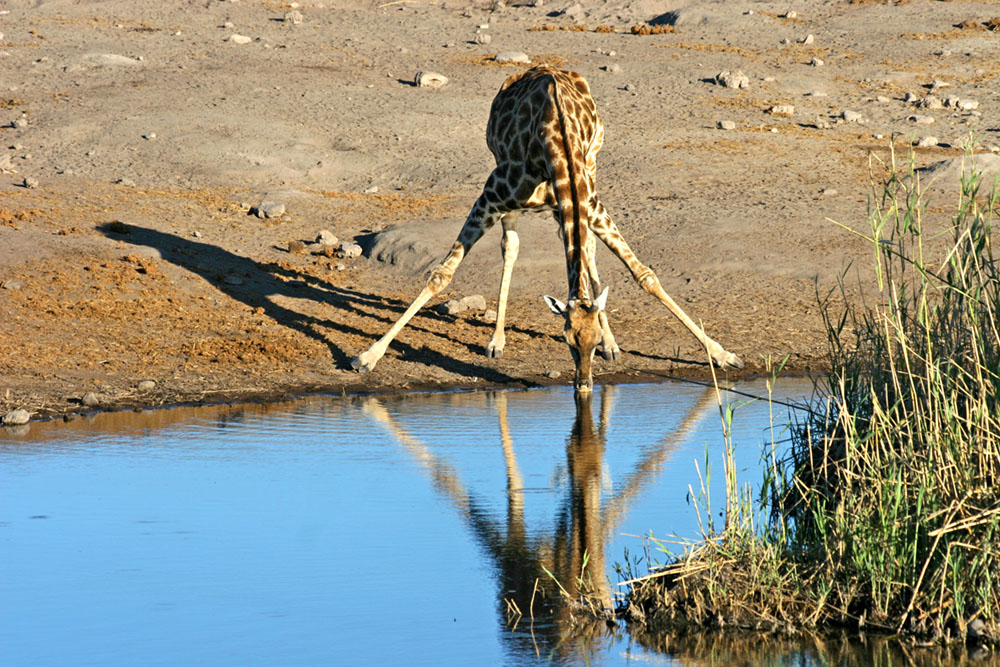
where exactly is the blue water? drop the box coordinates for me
[2,378,812,666]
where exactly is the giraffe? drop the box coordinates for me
[351,64,743,392]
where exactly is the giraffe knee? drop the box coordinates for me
[637,269,659,293]
[427,267,454,293]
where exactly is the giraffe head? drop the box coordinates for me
[543,287,609,394]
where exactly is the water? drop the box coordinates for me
[1,377,863,666]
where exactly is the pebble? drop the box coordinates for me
[482,308,498,324]
[809,57,823,67]
[284,10,304,24]
[715,69,749,89]
[116,177,137,187]
[137,380,156,391]
[716,120,736,130]
[495,51,531,65]
[841,110,863,123]
[288,240,307,254]
[820,188,837,197]
[931,79,950,89]
[23,176,38,188]
[560,2,584,19]
[475,33,492,45]
[768,104,795,117]
[603,64,620,74]
[223,274,244,285]
[876,95,891,103]
[2,409,30,425]
[909,115,935,125]
[918,95,943,110]
[255,201,285,218]
[316,229,338,246]
[364,185,379,194]
[12,117,27,128]
[916,136,939,147]
[143,132,157,140]
[415,71,448,88]
[81,392,100,407]
[805,90,827,97]
[959,99,979,111]
[228,34,252,44]
[904,92,919,103]
[781,10,797,19]
[545,370,561,379]
[193,230,202,238]
[437,294,487,315]
[2,279,24,290]
[337,242,363,259]
[800,34,814,45]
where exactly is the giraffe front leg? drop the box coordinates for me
[590,199,743,371]
[583,231,621,361]
[487,214,520,359]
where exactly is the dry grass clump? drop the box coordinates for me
[622,143,1000,647]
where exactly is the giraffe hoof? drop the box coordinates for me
[486,344,504,359]
[716,352,744,371]
[350,354,376,373]
[601,346,621,361]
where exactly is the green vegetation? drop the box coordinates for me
[622,146,1000,646]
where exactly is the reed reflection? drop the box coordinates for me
[361,384,717,662]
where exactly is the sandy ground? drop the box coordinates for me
[1,0,998,421]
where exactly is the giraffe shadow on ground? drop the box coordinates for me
[96,223,528,385]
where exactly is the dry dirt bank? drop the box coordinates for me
[1,0,998,421]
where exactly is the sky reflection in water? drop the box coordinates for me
[2,378,814,666]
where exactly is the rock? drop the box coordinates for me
[969,619,987,640]
[876,95,891,103]
[137,380,156,391]
[107,220,131,234]
[437,294,487,315]
[916,136,939,148]
[81,392,100,407]
[228,34,252,44]
[2,409,30,425]
[495,51,530,65]
[919,95,943,110]
[223,274,244,285]
[337,242,363,259]
[959,99,979,111]
[316,230,338,246]
[768,104,795,117]
[545,370,561,379]
[22,176,38,189]
[715,69,749,89]
[914,154,1000,191]
[283,10,304,24]
[192,230,202,238]
[2,279,24,290]
[800,34,814,44]
[12,117,27,129]
[781,10,797,19]
[288,240,306,254]
[810,57,824,67]
[909,115,935,125]
[254,201,285,218]
[559,2,584,18]
[603,64,621,74]
[904,92,919,103]
[820,188,837,197]
[475,33,491,45]
[841,110,863,123]
[415,71,448,88]
[115,177,136,187]
[482,308,498,324]
[931,79,950,89]
[805,90,828,97]
[716,120,736,130]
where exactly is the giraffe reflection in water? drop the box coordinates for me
[361,383,718,659]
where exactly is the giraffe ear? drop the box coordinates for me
[543,295,567,315]
[594,286,609,311]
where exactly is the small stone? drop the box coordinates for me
[918,95,943,110]
[820,188,837,197]
[931,79,950,89]
[223,21,235,29]
[22,176,38,188]
[780,38,791,45]
[2,409,30,425]
[969,619,986,640]
[116,177,136,187]
[482,308,498,324]
[603,63,621,74]
[288,240,306,254]
[2,279,24,290]
[876,95,891,103]
[437,294,487,315]
[337,242,363,259]
[841,110,863,123]
[716,120,736,130]
[495,51,531,65]
[12,117,27,129]
[800,34,814,45]
[107,220,131,234]
[364,185,379,194]
[780,10,797,19]
[255,201,285,218]
[560,2,584,19]
[809,57,823,67]
[475,33,492,45]
[959,99,979,111]
[316,230,338,246]
[904,92,919,103]
[805,90,828,97]
[909,115,935,125]
[223,274,243,285]
[193,230,202,238]
[768,104,795,117]
[544,370,561,379]
[143,132,157,140]
[228,34,252,44]
[283,10,304,24]
[137,380,156,391]
[715,70,749,89]
[916,136,939,147]
[415,71,448,88]
[81,392,100,407]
